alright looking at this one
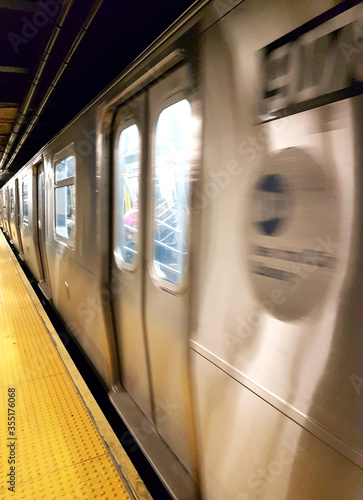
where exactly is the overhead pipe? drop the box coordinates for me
[4,0,105,171]
[0,0,74,170]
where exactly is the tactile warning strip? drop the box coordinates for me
[0,232,150,499]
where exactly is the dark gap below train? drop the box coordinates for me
[5,235,172,500]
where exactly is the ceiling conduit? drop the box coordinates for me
[3,0,105,172]
[0,0,74,170]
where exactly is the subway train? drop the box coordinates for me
[1,0,362,498]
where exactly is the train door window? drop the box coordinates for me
[10,188,14,218]
[22,177,29,225]
[54,154,75,244]
[152,99,192,284]
[115,123,140,267]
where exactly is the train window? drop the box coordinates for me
[153,99,192,284]
[54,154,75,244]
[10,188,14,218]
[55,155,75,182]
[115,124,140,267]
[22,178,28,224]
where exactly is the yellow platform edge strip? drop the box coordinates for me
[1,233,151,500]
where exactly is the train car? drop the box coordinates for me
[17,164,48,286]
[1,0,362,498]
[0,188,3,228]
[0,188,6,231]
[1,187,8,235]
[7,175,25,258]
[3,184,12,241]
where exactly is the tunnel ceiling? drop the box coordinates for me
[0,0,197,185]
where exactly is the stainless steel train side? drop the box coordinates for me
[2,185,10,237]
[1,1,362,499]
[190,1,363,499]
[0,189,3,228]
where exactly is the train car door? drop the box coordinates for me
[110,60,198,498]
[111,92,152,420]
[36,162,52,299]
[14,178,24,259]
[145,66,197,476]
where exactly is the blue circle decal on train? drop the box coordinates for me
[255,174,289,236]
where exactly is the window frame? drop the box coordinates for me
[113,119,142,272]
[53,144,76,248]
[149,92,194,293]
[10,187,14,219]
